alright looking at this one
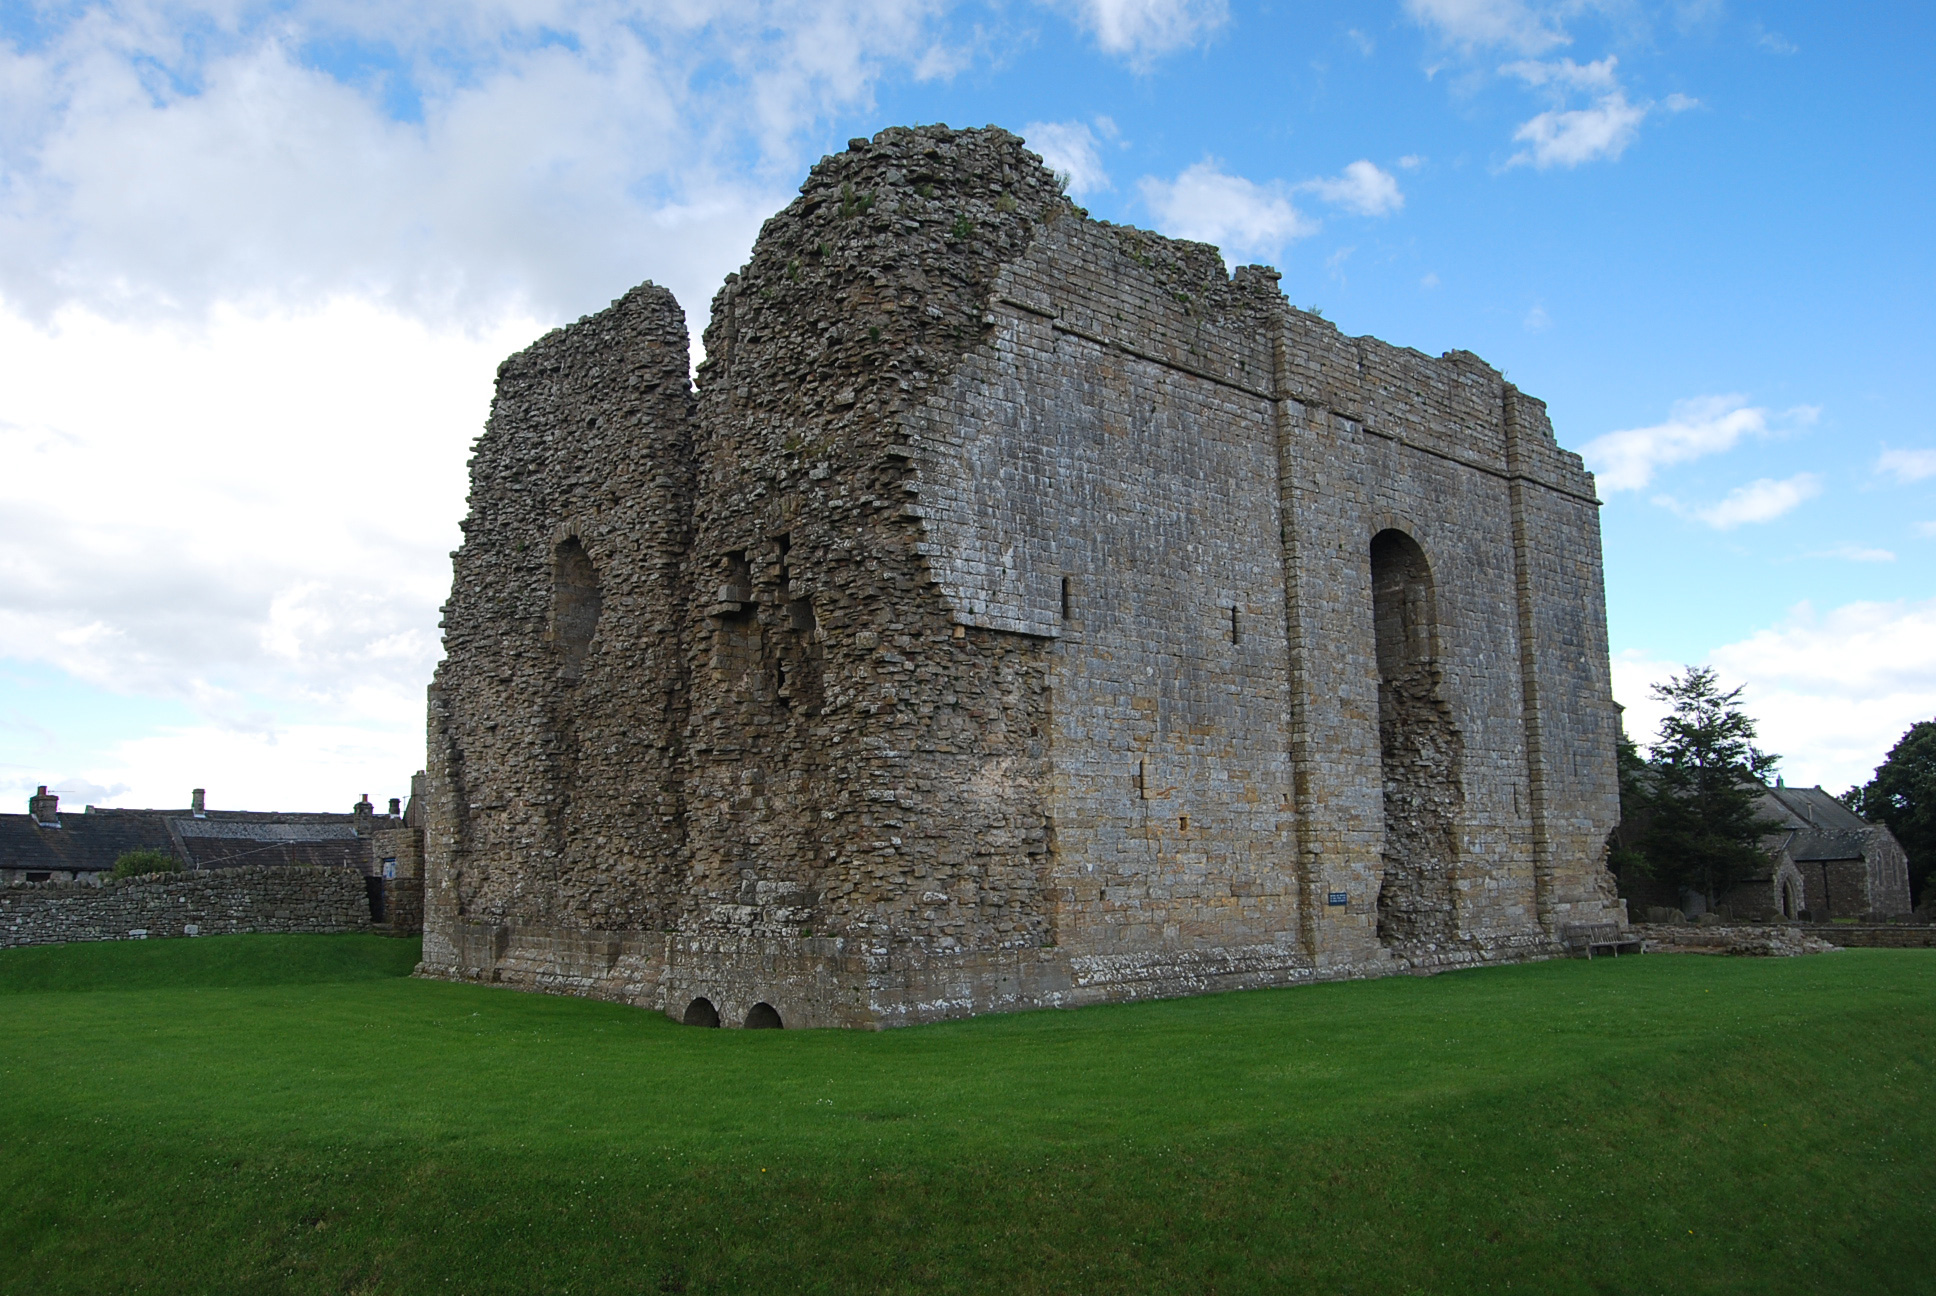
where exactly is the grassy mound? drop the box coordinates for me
[0,936,1931,1294]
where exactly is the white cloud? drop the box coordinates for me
[1139,161,1317,259]
[1297,160,1405,215]
[1138,157,1402,261]
[52,721,427,813]
[1501,55,1619,91]
[1808,544,1896,563]
[1690,473,1822,529]
[0,1,955,330]
[1325,246,1355,285]
[0,298,533,786]
[1609,649,1680,748]
[1918,521,1936,538]
[1414,17,1693,170]
[1420,271,1441,289]
[46,777,130,805]
[1877,447,1936,482]
[1614,598,1936,791]
[1057,0,1230,64]
[1508,90,1648,168]
[1524,302,1551,331]
[0,0,1016,807]
[1713,600,1936,789]
[1404,0,1572,54]
[1022,120,1113,197]
[1398,154,1426,170]
[1581,394,1774,491]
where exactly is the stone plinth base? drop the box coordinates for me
[418,918,1590,1028]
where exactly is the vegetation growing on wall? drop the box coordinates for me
[108,849,180,879]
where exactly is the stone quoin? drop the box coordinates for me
[418,125,1628,1027]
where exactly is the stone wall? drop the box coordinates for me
[381,877,425,935]
[1,866,371,949]
[1632,921,1936,954]
[1633,923,1836,957]
[1804,924,1936,949]
[421,124,1626,1028]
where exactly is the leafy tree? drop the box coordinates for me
[1848,719,1936,907]
[109,849,180,879]
[1607,721,1654,880]
[1639,667,1781,907]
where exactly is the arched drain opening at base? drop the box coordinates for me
[745,1002,783,1030]
[683,997,720,1027]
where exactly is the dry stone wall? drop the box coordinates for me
[1,866,371,948]
[421,124,1627,1027]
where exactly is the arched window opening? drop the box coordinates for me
[683,997,721,1028]
[1369,529,1464,951]
[1371,530,1437,677]
[554,537,603,682]
[745,1002,783,1030]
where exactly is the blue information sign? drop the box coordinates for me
[1326,891,1348,906]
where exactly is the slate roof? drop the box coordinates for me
[0,811,179,874]
[1758,784,1874,863]
[1,804,382,875]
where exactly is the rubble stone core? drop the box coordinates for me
[420,125,1627,1027]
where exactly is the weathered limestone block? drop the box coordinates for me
[420,124,1627,1026]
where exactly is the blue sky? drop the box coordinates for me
[1,0,1931,810]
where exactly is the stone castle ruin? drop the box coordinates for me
[420,125,1628,1027]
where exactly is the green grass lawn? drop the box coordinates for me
[1,937,1931,1295]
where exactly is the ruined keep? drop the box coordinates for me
[420,125,1628,1027]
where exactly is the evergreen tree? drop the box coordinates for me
[1849,719,1936,907]
[1640,667,1781,907]
[1607,721,1654,880]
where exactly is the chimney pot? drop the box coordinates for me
[388,797,401,817]
[191,788,206,817]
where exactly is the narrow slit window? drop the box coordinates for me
[1060,576,1072,620]
[1229,605,1241,644]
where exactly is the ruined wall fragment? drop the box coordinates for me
[422,284,696,989]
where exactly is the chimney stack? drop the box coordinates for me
[191,788,206,817]
[28,786,59,827]
[388,797,402,817]
[354,794,374,835]
[405,769,428,829]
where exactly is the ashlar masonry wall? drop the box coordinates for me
[421,124,1626,1028]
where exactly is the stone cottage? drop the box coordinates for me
[1725,782,1912,922]
[419,124,1628,1028]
